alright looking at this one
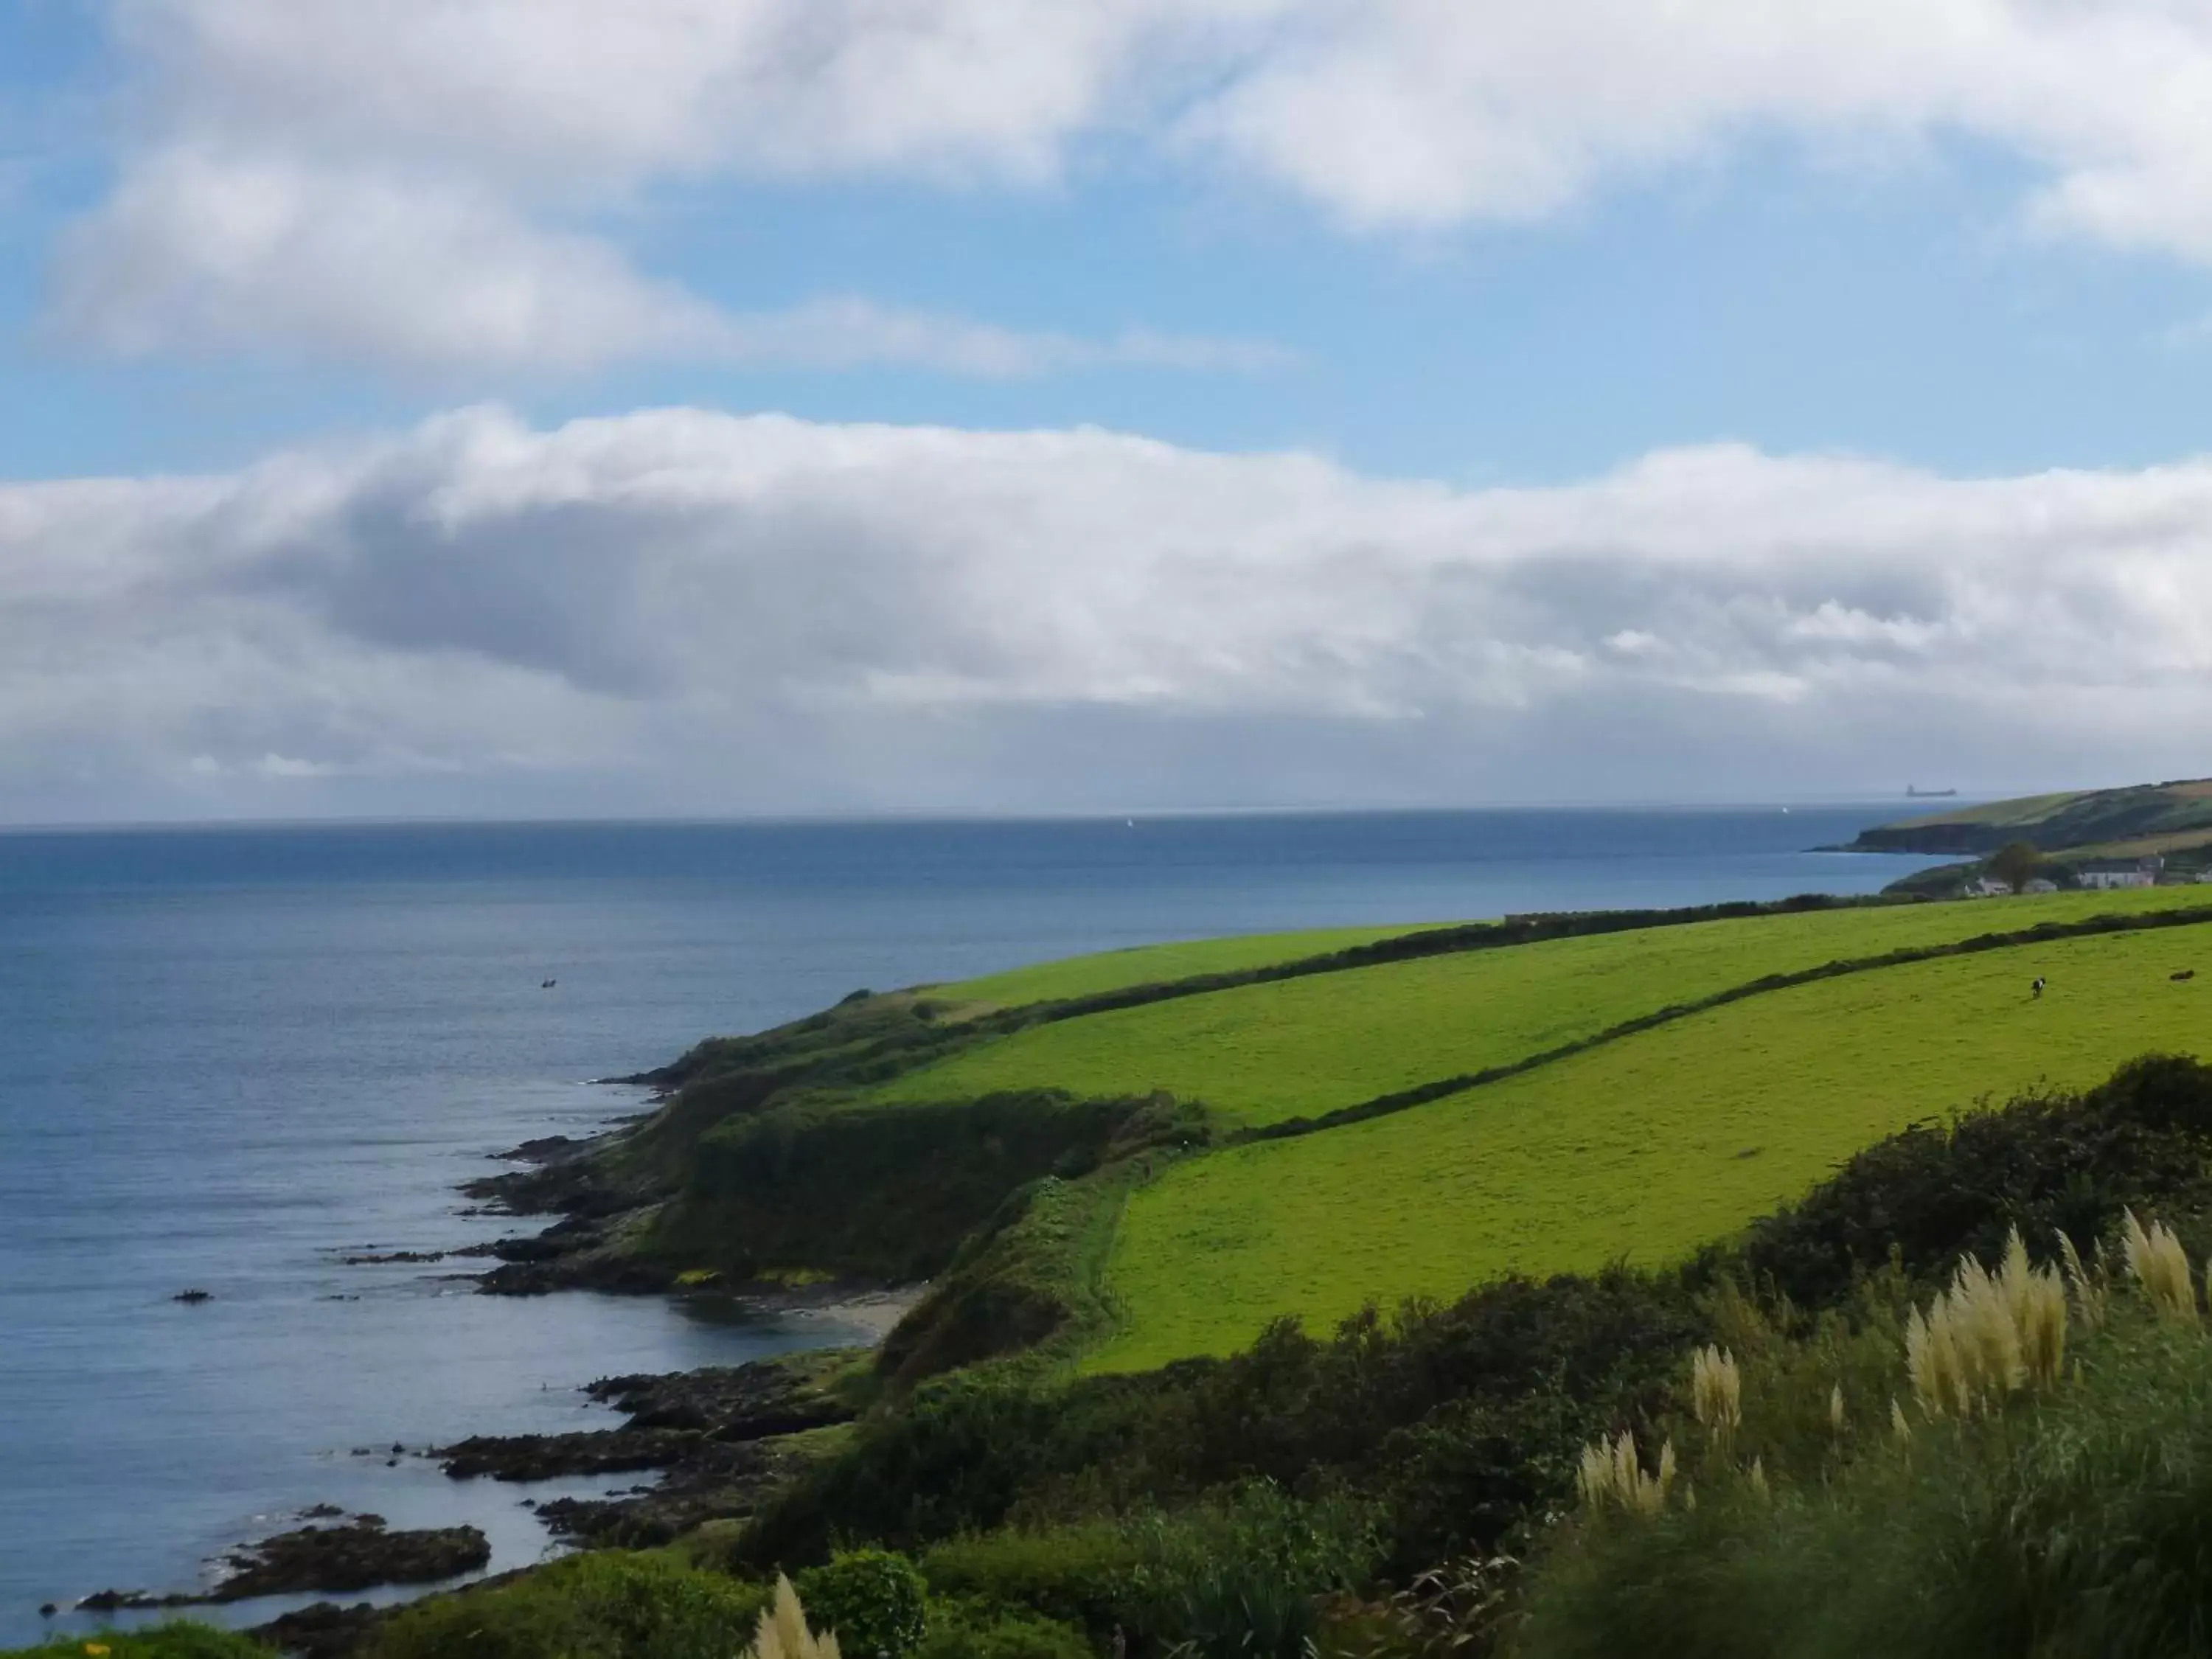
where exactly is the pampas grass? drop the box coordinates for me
[1906,1228,2067,1419]
[2056,1229,2108,1328]
[2122,1209,2197,1323]
[1690,1346,1742,1434]
[1576,1431,1676,1517]
[746,1576,842,1659]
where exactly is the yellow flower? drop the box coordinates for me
[84,1645,111,1657]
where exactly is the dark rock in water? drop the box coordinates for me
[299,1503,347,1520]
[210,1515,487,1601]
[172,1289,212,1304]
[37,1604,55,1618]
[532,1438,785,1546]
[248,1599,383,1659]
[587,1357,858,1439]
[78,1587,189,1613]
[436,1427,695,1481]
[338,1249,446,1265]
[492,1135,580,1164]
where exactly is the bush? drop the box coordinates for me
[922,1486,1376,1658]
[4,1630,268,1659]
[367,1552,768,1659]
[1733,1055,2212,1309]
[917,1599,1092,1659]
[794,1550,928,1659]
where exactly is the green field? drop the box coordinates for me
[939,922,1429,1009]
[883,889,2206,1126]
[1091,917,2212,1370]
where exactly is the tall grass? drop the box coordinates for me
[1522,1219,2212,1659]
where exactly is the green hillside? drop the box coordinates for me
[1092,917,2212,1368]
[940,921,1426,1009]
[881,888,2201,1127]
[1850,777,2212,858]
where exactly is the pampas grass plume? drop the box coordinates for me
[2123,1209,2197,1323]
[1576,1431,1676,1517]
[1690,1345,1742,1434]
[1906,1228,2067,1418]
[747,1575,842,1659]
[2056,1229,2107,1328]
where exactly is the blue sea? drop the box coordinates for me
[0,808,1947,1644]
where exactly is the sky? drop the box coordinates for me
[7,2,2212,823]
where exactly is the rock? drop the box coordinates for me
[532,1439,785,1547]
[248,1599,383,1659]
[436,1427,695,1481]
[585,1356,857,1439]
[210,1516,488,1601]
[37,1604,54,1618]
[338,1250,446,1265]
[77,1588,187,1613]
[172,1289,212,1304]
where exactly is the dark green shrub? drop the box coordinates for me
[1734,1055,2212,1308]
[4,1629,268,1659]
[794,1549,928,1659]
[922,1486,1374,1658]
[917,1599,1091,1659]
[922,1520,1147,1633]
[367,1551,767,1659]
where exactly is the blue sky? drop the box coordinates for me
[9,2,2212,821]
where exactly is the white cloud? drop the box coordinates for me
[7,405,2212,817]
[52,147,1280,376]
[60,0,2212,372]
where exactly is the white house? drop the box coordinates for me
[2077,855,2162,891]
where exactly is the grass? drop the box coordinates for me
[1091,917,2212,1370]
[878,889,2207,1128]
[937,923,1429,1010]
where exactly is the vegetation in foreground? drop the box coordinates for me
[29,1053,2212,1659]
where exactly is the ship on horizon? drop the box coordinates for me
[1905,785,1959,799]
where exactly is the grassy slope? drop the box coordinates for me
[877,890,2202,1127]
[1854,778,2212,856]
[938,922,1427,1009]
[1886,790,2090,829]
[1093,917,2212,1370]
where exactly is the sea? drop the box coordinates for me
[0,807,1950,1644]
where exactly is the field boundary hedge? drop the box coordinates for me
[1231,902,2212,1146]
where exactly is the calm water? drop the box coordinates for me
[0,809,1945,1642]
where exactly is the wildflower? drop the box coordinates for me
[1689,1345,1742,1434]
[2123,1210,2197,1323]
[83,1647,110,1658]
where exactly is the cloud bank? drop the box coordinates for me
[50,1,2212,373]
[4,404,2209,820]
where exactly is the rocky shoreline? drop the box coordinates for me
[433,1344,873,1547]
[60,1088,915,1655]
[75,1512,490,1613]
